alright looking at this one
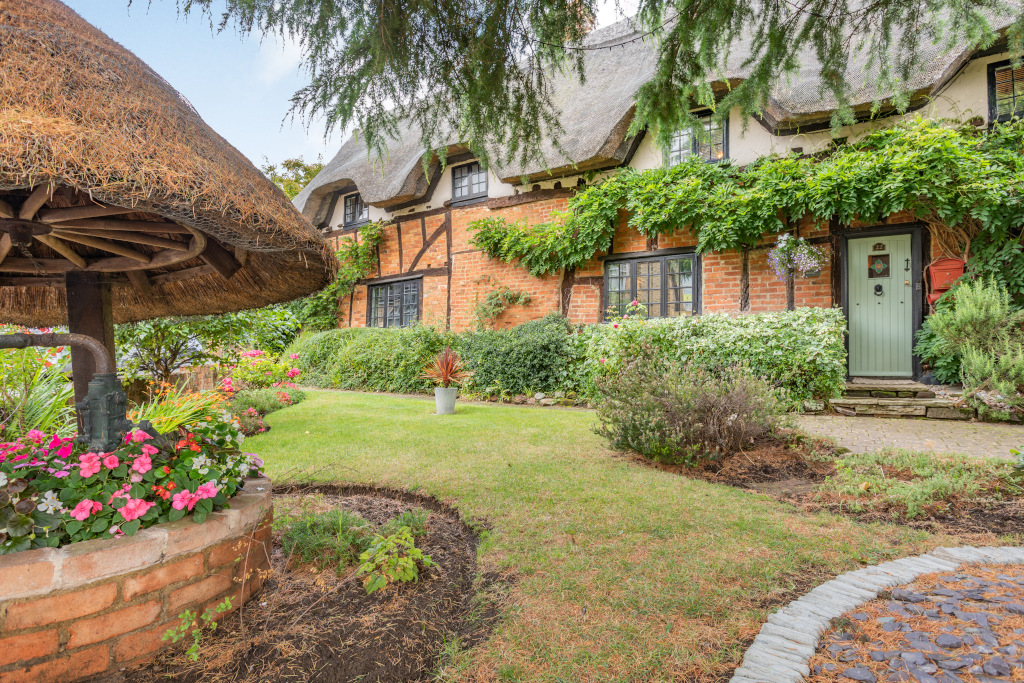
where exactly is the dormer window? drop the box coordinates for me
[452,161,488,202]
[989,60,1024,124]
[665,113,728,165]
[342,192,369,227]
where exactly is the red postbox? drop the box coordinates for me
[926,258,966,305]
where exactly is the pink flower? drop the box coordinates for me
[47,434,62,450]
[599,358,606,364]
[109,525,124,538]
[131,430,153,443]
[79,453,101,478]
[631,300,638,306]
[290,353,299,360]
[102,454,119,470]
[26,429,45,444]
[54,442,72,459]
[70,499,102,521]
[132,453,153,474]
[286,368,301,378]
[130,472,143,483]
[196,482,219,500]
[613,324,619,328]
[140,443,159,457]
[118,498,155,522]
[171,490,199,511]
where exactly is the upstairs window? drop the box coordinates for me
[989,61,1024,124]
[605,253,698,319]
[452,162,488,202]
[368,279,420,328]
[665,113,727,165]
[343,192,369,227]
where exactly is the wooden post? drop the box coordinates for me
[65,272,115,417]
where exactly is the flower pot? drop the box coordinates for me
[434,386,458,415]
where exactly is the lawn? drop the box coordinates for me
[249,390,958,682]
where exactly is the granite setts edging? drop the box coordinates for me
[730,546,1024,683]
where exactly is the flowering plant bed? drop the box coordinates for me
[0,413,263,554]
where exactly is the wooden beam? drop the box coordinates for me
[37,205,133,223]
[0,276,64,287]
[126,269,154,297]
[150,264,217,285]
[19,184,53,220]
[50,232,151,263]
[55,219,190,234]
[0,233,11,266]
[54,228,188,251]
[199,239,241,279]
[66,271,115,414]
[0,198,14,219]
[34,234,87,268]
[234,246,248,266]
[0,258,76,273]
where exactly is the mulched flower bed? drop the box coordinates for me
[97,485,506,683]
[630,435,1024,539]
[808,565,1024,683]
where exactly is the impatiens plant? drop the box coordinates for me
[0,412,263,554]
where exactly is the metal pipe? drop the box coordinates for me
[0,332,113,374]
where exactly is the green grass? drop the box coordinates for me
[820,448,1018,518]
[251,391,955,682]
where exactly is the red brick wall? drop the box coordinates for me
[0,480,272,683]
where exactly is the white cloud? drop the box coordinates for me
[595,0,641,28]
[257,34,304,84]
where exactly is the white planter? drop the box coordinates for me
[434,386,458,415]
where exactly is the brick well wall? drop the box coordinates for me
[0,479,273,683]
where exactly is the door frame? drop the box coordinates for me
[838,223,925,380]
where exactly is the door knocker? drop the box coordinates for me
[874,284,884,296]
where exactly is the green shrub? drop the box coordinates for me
[356,527,437,594]
[458,314,573,396]
[594,347,787,465]
[280,508,371,573]
[915,279,1024,414]
[285,325,450,393]
[913,316,962,385]
[229,387,307,417]
[571,307,847,404]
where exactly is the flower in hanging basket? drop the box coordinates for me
[767,233,825,281]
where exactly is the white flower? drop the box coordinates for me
[0,472,7,487]
[37,490,63,514]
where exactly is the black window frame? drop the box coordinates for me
[451,161,488,204]
[988,59,1024,125]
[603,250,701,319]
[367,278,421,328]
[664,111,729,165]
[342,192,369,228]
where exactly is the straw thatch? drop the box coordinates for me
[295,12,1016,220]
[0,0,336,327]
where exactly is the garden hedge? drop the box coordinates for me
[286,308,847,404]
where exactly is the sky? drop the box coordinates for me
[63,0,640,170]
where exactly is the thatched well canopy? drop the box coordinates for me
[0,0,336,327]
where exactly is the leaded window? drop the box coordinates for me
[989,61,1024,123]
[665,115,727,165]
[368,279,420,328]
[452,162,488,201]
[605,253,698,319]
[343,192,369,227]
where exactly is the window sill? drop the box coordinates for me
[448,194,489,208]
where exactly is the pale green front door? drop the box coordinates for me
[847,234,914,377]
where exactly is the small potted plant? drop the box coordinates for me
[421,348,472,415]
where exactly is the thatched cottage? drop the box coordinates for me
[294,16,1021,380]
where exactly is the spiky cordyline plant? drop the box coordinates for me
[420,348,472,388]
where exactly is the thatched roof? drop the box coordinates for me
[0,0,336,327]
[295,13,1014,219]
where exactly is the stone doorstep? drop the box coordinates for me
[828,396,975,420]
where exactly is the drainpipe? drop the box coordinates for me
[0,332,131,452]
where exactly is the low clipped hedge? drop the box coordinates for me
[286,308,847,404]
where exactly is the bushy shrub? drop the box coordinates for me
[229,350,302,389]
[458,314,573,395]
[356,527,436,594]
[572,308,847,404]
[285,325,450,393]
[229,387,307,417]
[915,279,1024,414]
[594,347,786,465]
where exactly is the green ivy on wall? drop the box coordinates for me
[294,221,386,330]
[468,119,1024,300]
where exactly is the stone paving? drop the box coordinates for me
[729,546,1024,683]
[796,416,1024,460]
